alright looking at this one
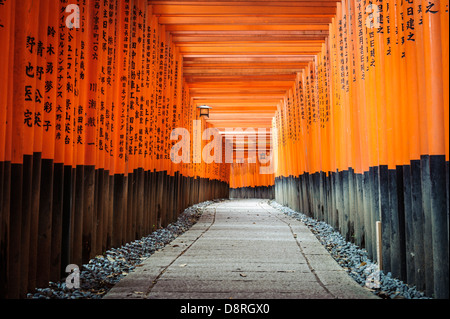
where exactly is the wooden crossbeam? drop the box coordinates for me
[152,4,336,16]
[151,0,340,157]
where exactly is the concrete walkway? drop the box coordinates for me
[104,199,378,299]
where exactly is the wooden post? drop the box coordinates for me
[376,221,383,271]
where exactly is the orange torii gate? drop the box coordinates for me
[272,0,448,299]
[0,0,229,298]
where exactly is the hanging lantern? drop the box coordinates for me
[198,105,212,118]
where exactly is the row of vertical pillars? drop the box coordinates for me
[0,157,229,299]
[229,187,275,200]
[275,156,449,299]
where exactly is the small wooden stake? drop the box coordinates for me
[376,221,383,271]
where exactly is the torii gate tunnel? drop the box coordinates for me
[0,0,448,299]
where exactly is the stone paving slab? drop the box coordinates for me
[147,291,335,299]
[151,278,325,294]
[104,199,378,299]
[161,267,316,281]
